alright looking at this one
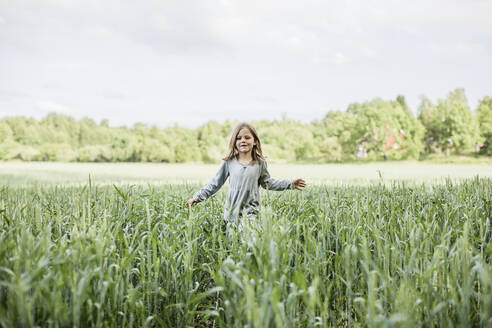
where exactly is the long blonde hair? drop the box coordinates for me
[223,122,264,162]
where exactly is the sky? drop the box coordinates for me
[1,0,491,128]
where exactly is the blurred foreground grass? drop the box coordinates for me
[0,179,491,327]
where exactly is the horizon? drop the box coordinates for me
[0,88,486,130]
[0,90,490,130]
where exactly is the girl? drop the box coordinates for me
[186,122,306,227]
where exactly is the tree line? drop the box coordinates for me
[1,89,491,163]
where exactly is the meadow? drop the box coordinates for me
[2,161,492,185]
[0,163,491,327]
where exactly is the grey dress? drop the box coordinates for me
[192,157,293,225]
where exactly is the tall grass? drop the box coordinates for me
[0,178,491,327]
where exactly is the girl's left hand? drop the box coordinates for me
[186,199,197,206]
[292,178,306,191]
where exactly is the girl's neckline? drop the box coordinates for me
[235,156,256,166]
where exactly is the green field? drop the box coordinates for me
[1,163,492,327]
[2,162,492,185]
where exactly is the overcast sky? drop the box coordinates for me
[1,0,491,128]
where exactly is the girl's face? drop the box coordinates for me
[235,127,256,154]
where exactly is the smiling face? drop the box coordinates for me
[235,127,256,155]
[224,122,264,162]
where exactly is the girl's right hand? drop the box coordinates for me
[186,199,197,207]
[292,178,306,191]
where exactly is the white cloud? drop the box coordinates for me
[2,0,491,58]
[35,100,73,114]
[430,42,489,60]
[0,0,490,127]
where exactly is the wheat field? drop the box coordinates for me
[1,163,491,326]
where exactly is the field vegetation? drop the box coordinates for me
[2,162,492,187]
[1,175,491,327]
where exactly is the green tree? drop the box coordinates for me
[286,124,317,161]
[78,117,113,147]
[258,120,318,162]
[197,121,228,163]
[477,96,492,155]
[18,146,41,161]
[163,127,200,163]
[174,142,190,163]
[5,117,44,146]
[0,121,13,141]
[0,140,21,160]
[319,137,342,162]
[39,113,78,146]
[328,97,424,160]
[140,138,173,162]
[38,143,75,161]
[1,97,488,164]
[394,95,426,159]
[321,111,359,159]
[256,122,291,161]
[419,89,481,155]
[77,145,112,162]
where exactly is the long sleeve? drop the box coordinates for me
[258,161,292,191]
[193,161,229,202]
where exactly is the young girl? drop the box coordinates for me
[186,122,306,227]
